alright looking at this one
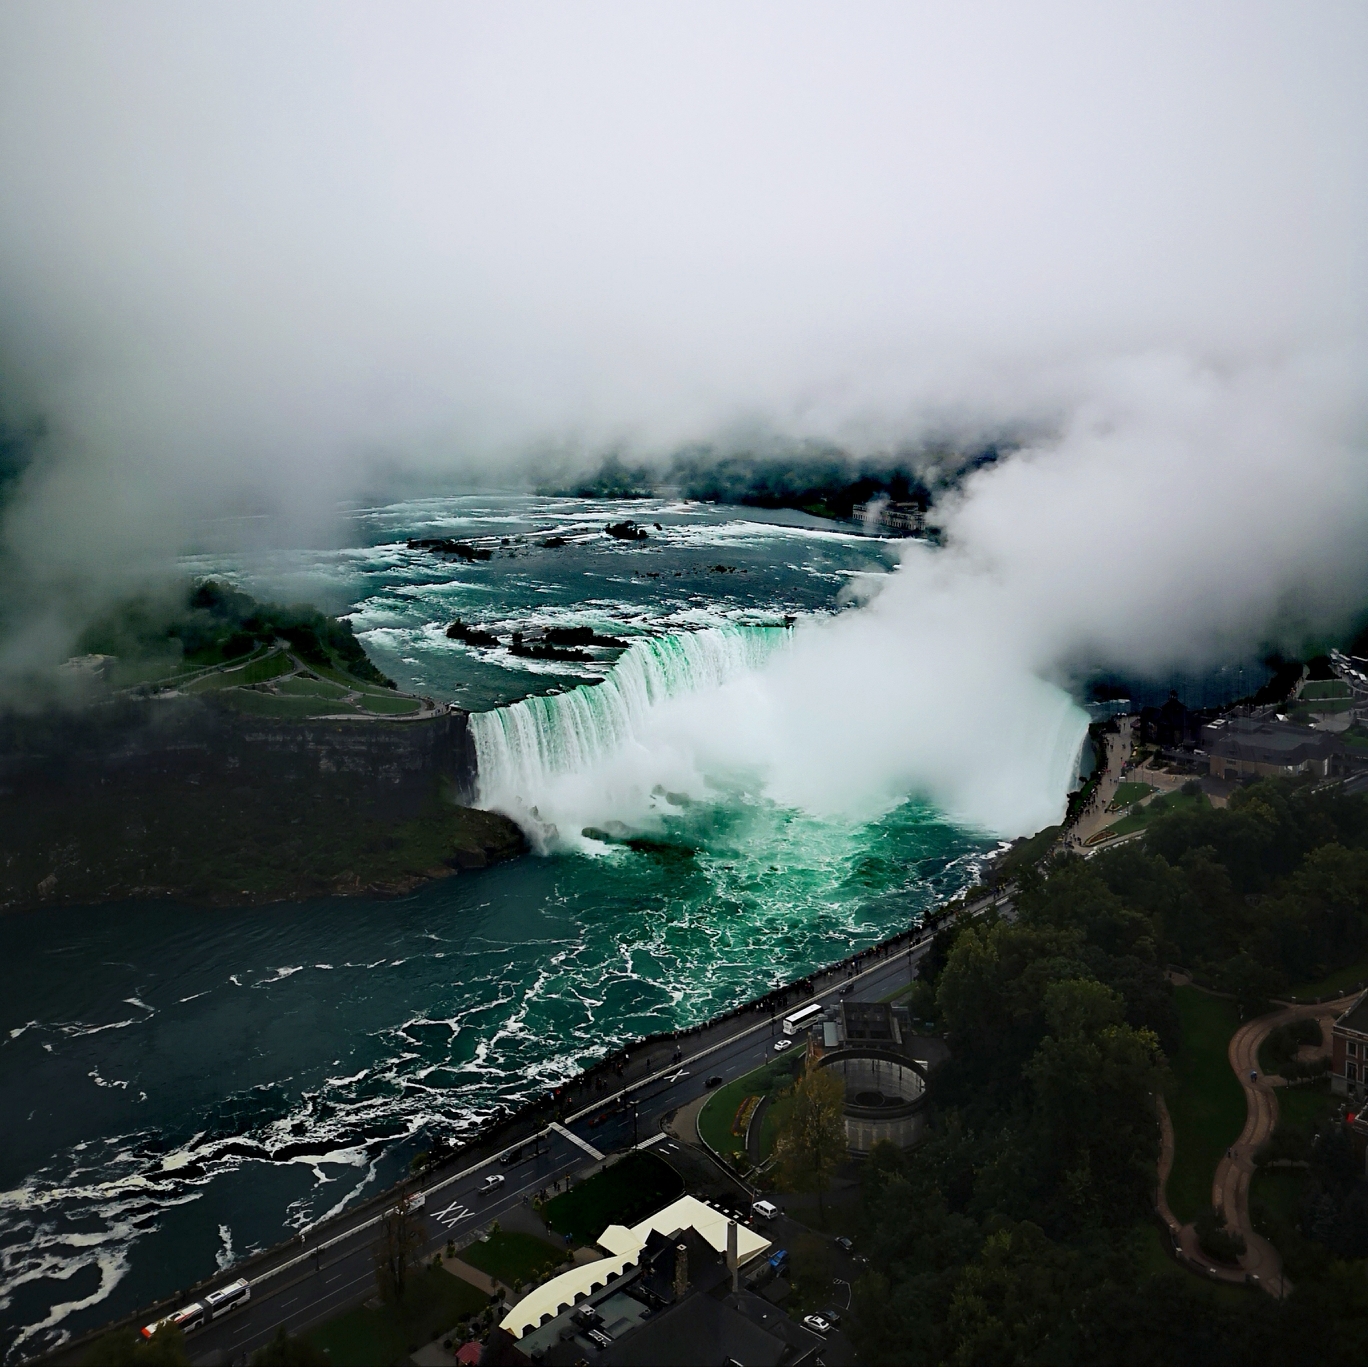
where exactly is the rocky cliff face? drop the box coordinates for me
[0,698,479,810]
[0,699,520,912]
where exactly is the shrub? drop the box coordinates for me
[1196,1205,1246,1263]
[1255,1121,1311,1166]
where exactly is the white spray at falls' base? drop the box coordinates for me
[470,581,1089,850]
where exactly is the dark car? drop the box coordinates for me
[705,1075,724,1088]
[498,1146,523,1166]
[834,1235,854,1253]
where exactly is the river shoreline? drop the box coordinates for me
[35,871,997,1366]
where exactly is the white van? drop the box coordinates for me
[752,1200,779,1221]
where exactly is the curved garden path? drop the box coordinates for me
[1157,994,1350,1297]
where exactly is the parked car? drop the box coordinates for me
[833,1235,854,1253]
[752,1200,780,1221]
[478,1174,505,1195]
[820,1307,843,1327]
[773,1038,792,1052]
[768,1248,790,1276]
[705,1075,724,1088]
[803,1314,832,1336]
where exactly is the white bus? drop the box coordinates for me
[204,1278,251,1319]
[782,1002,823,1036]
[142,1279,250,1339]
[141,1303,206,1340]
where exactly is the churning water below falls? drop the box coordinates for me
[0,496,1087,1358]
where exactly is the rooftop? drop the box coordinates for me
[500,1194,770,1341]
[1203,715,1340,762]
[1336,989,1368,1036]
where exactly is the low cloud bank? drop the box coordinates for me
[0,2,1363,726]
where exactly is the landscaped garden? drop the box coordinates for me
[1097,785,1208,841]
[1108,780,1154,811]
[542,1150,683,1246]
[1287,955,1368,1000]
[304,1263,490,1367]
[696,1053,804,1165]
[1164,986,1244,1222]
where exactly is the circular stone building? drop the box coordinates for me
[817,1048,929,1153]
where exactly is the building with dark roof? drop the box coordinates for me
[482,1194,826,1367]
[839,1000,901,1045]
[1140,692,1203,748]
[1202,715,1345,781]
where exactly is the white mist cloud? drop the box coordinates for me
[0,0,1365,703]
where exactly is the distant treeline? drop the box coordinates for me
[853,776,1368,1366]
[538,444,1008,521]
[79,579,394,687]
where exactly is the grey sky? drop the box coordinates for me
[0,2,1364,679]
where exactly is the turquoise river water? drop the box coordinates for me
[0,497,1065,1358]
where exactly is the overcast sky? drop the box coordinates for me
[0,2,1365,682]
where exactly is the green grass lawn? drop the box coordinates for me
[543,1151,684,1246]
[1132,1223,1254,1305]
[305,1264,490,1367]
[213,649,293,686]
[697,1055,803,1163]
[217,688,360,717]
[1300,680,1351,701]
[1286,955,1368,1000]
[1108,781,1154,811]
[458,1230,567,1287]
[1104,788,1209,840]
[1249,1167,1330,1284]
[277,674,353,698]
[1165,986,1245,1222]
[1276,1080,1335,1132]
[1289,700,1352,722]
[362,693,423,715]
[183,652,294,692]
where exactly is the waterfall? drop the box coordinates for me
[470,625,787,810]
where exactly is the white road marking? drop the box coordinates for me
[431,1199,472,1228]
[549,1122,603,1160]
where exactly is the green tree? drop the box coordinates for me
[1022,978,1162,1227]
[250,1326,329,1365]
[944,1222,1076,1367]
[774,1063,847,1218]
[1215,949,1286,1018]
[372,1194,425,1304]
[81,1325,190,1366]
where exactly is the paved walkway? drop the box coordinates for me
[1062,719,1136,852]
[1156,995,1350,1296]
